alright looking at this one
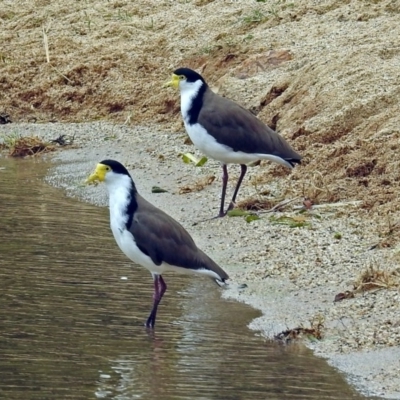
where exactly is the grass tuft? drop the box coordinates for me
[179,175,215,194]
[334,265,399,302]
[0,133,55,157]
[354,265,399,292]
[242,9,267,24]
[236,197,277,212]
[274,315,324,344]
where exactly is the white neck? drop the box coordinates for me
[104,173,133,231]
[180,79,204,123]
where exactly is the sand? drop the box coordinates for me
[1,0,400,397]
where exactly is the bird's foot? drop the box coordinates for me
[192,212,227,226]
[145,317,155,329]
[226,201,236,212]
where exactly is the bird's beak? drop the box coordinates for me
[163,74,180,89]
[85,164,106,185]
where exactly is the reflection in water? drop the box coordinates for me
[0,157,377,400]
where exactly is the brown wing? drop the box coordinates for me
[128,194,228,281]
[198,89,302,164]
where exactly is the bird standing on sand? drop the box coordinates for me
[86,160,228,328]
[165,67,302,218]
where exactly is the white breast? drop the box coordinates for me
[184,121,261,165]
[179,80,292,167]
[180,81,255,164]
[104,169,224,281]
[106,180,197,276]
[111,226,159,271]
[107,181,159,273]
[185,124,293,167]
[111,226,220,279]
[180,79,203,122]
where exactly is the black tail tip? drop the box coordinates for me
[288,158,302,167]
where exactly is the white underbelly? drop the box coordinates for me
[111,226,156,271]
[110,225,212,277]
[184,122,291,167]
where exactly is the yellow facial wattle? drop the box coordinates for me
[85,163,109,185]
[163,73,180,89]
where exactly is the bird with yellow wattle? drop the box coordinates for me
[165,67,302,218]
[86,159,229,329]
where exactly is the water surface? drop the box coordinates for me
[0,158,378,400]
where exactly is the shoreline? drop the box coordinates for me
[2,122,399,399]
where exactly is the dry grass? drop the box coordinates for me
[335,265,400,302]
[354,265,399,292]
[236,197,278,212]
[0,134,55,157]
[179,175,215,194]
[274,315,325,344]
[1,0,400,219]
[370,218,400,249]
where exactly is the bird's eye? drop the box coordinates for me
[179,75,185,80]
[105,166,110,171]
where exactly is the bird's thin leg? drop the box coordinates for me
[192,165,229,224]
[158,275,167,299]
[218,164,229,217]
[146,275,167,329]
[227,164,248,212]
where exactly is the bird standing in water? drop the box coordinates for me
[86,160,229,328]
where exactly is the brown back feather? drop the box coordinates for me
[128,194,229,281]
[198,89,301,163]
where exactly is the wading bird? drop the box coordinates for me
[86,160,229,328]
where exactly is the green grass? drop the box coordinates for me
[269,215,311,228]
[0,132,20,149]
[242,9,267,24]
[249,0,295,21]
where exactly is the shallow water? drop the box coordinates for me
[0,157,378,400]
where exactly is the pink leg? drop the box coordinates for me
[145,275,167,329]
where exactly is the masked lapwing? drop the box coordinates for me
[86,160,228,329]
[165,67,302,218]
